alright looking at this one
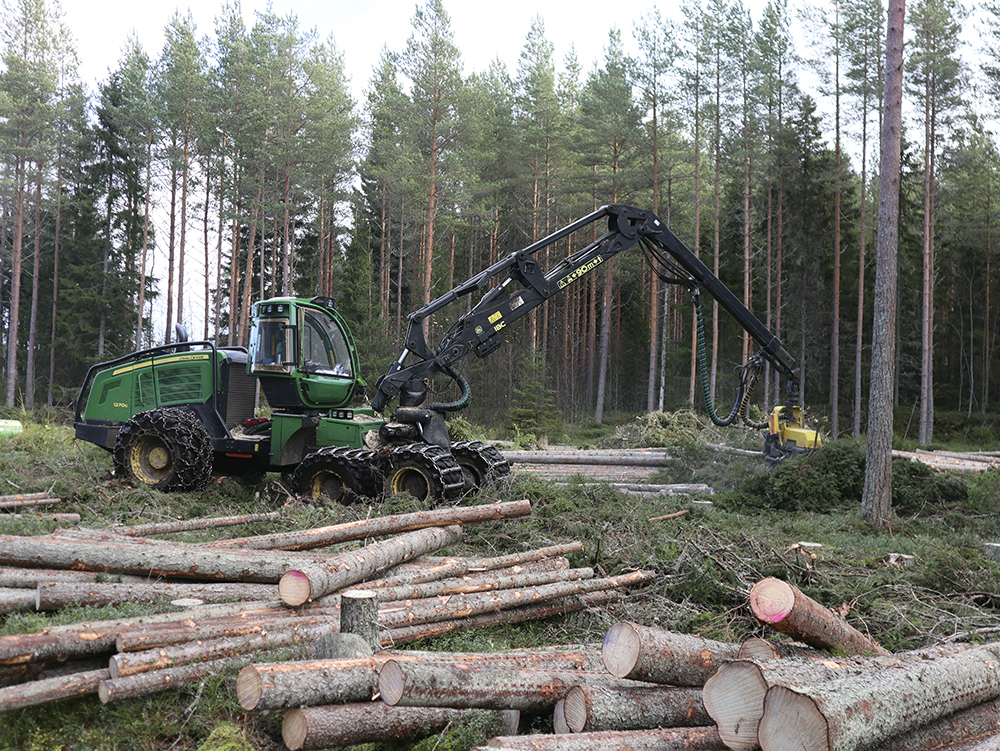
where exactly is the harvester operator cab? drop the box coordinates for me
[249,296,364,412]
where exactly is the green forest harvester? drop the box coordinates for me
[74,204,821,505]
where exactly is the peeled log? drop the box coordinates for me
[601,621,740,686]
[379,660,649,711]
[757,644,1000,751]
[484,727,728,751]
[562,684,708,733]
[279,525,463,606]
[282,703,468,750]
[215,499,530,550]
[748,577,889,656]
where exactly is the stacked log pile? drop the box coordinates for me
[0,500,653,718]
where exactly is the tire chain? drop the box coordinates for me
[112,408,213,492]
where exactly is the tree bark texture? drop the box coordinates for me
[379,660,649,711]
[211,500,530,551]
[504,450,672,467]
[601,621,740,686]
[112,510,283,537]
[484,726,728,751]
[757,644,1000,751]
[737,636,823,661]
[0,566,150,588]
[562,684,708,733]
[872,697,1000,751]
[99,655,248,704]
[278,525,463,606]
[341,589,379,652]
[34,580,277,611]
[282,703,469,750]
[748,577,889,656]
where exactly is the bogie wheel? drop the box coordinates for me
[450,440,511,495]
[383,444,464,506]
[293,446,371,504]
[112,408,213,491]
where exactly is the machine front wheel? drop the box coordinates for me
[383,444,464,505]
[293,447,372,504]
[112,408,213,491]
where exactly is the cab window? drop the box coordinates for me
[302,311,352,377]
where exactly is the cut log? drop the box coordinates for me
[278,525,463,606]
[0,533,324,583]
[0,566,151,588]
[0,598,284,665]
[341,589,379,652]
[552,700,570,734]
[757,644,1000,751]
[34,580,277,611]
[239,647,602,712]
[282,702,468,750]
[0,586,37,614]
[111,510,284,536]
[737,636,821,660]
[748,577,889,656]
[601,621,740,686]
[213,499,531,550]
[504,450,672,466]
[484,726,728,751]
[0,666,108,713]
[872,696,1000,751]
[0,496,60,510]
[99,655,248,703]
[386,645,604,673]
[379,660,650,711]
[562,684,708,733]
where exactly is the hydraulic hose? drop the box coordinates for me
[427,365,472,413]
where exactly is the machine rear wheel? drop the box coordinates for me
[293,447,371,504]
[112,408,213,491]
[450,440,511,494]
[383,444,464,505]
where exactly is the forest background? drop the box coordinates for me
[0,0,996,445]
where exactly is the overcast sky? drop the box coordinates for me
[59,0,705,101]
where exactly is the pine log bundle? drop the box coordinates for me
[212,500,531,551]
[0,598,284,665]
[371,542,584,590]
[757,644,1000,751]
[381,590,620,645]
[483,726,728,751]
[109,620,338,678]
[238,647,604,712]
[378,571,655,631]
[601,621,740,686]
[748,577,889,656]
[99,655,248,703]
[347,561,587,603]
[282,702,469,750]
[561,684,709,733]
[278,525,464,606]
[34,580,278,611]
[0,666,109,713]
[379,660,650,711]
[0,532,324,583]
[110,510,284,536]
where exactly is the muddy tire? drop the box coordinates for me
[383,443,464,505]
[292,446,373,504]
[450,440,511,494]
[112,408,213,491]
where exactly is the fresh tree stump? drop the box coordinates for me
[282,702,468,750]
[562,684,708,733]
[757,644,1000,751]
[340,589,379,652]
[748,577,889,656]
[601,621,739,686]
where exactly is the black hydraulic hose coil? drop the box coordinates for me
[427,365,472,413]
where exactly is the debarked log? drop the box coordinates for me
[757,643,1000,751]
[213,500,531,551]
[562,684,709,733]
[483,726,728,751]
[279,525,464,606]
[748,577,889,656]
[379,660,650,711]
[282,702,469,750]
[601,621,740,686]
